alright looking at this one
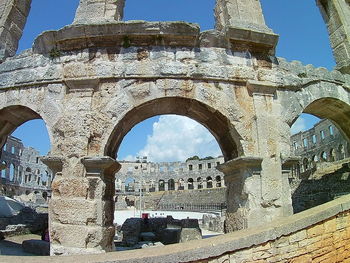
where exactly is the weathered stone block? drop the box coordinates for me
[50,199,97,225]
[51,177,89,198]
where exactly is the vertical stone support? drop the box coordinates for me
[317,0,350,73]
[184,182,188,190]
[193,181,198,190]
[80,157,120,252]
[74,0,125,24]
[0,0,31,62]
[164,182,169,191]
[249,81,293,221]
[218,157,262,232]
[145,183,150,192]
[214,0,278,54]
[47,156,120,255]
[121,182,126,192]
[215,0,267,31]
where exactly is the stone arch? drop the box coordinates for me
[178,178,185,190]
[288,96,350,140]
[187,178,194,190]
[338,144,345,160]
[215,175,222,187]
[329,148,336,162]
[0,105,53,151]
[104,97,243,162]
[159,179,165,191]
[302,158,309,172]
[168,179,175,191]
[197,177,203,189]
[206,176,213,189]
[320,151,327,162]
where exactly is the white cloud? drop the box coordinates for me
[136,115,221,162]
[291,116,307,135]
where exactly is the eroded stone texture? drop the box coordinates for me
[0,0,349,257]
[0,0,31,62]
[317,0,350,73]
[215,0,268,32]
[74,0,125,24]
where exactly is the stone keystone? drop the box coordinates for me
[73,0,125,24]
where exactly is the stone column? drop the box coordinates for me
[193,181,198,190]
[47,156,120,255]
[317,0,350,73]
[0,0,31,62]
[164,182,169,191]
[184,182,188,190]
[249,81,293,219]
[214,0,278,54]
[74,0,125,24]
[218,157,263,232]
[144,182,150,192]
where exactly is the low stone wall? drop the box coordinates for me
[140,187,226,210]
[3,194,350,262]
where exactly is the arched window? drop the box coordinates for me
[321,151,327,162]
[302,158,309,172]
[206,176,213,188]
[159,180,165,191]
[215,176,222,187]
[168,179,175,190]
[329,148,336,162]
[187,178,194,190]
[178,179,184,190]
[197,177,203,189]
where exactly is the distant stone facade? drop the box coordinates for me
[0,136,52,197]
[115,157,225,192]
[291,119,350,174]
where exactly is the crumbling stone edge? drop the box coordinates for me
[1,194,350,263]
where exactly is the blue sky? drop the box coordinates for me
[12,0,333,161]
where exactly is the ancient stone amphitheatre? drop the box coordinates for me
[1,0,350,262]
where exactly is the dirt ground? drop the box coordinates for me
[0,234,40,256]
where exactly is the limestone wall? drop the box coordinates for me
[4,193,350,262]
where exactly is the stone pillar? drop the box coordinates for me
[47,156,120,255]
[121,182,126,192]
[218,157,263,232]
[144,182,150,192]
[249,81,293,220]
[317,0,350,73]
[73,0,125,24]
[193,181,198,190]
[214,0,278,54]
[164,182,169,191]
[184,182,188,190]
[0,0,31,62]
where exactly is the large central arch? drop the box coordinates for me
[104,97,244,162]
